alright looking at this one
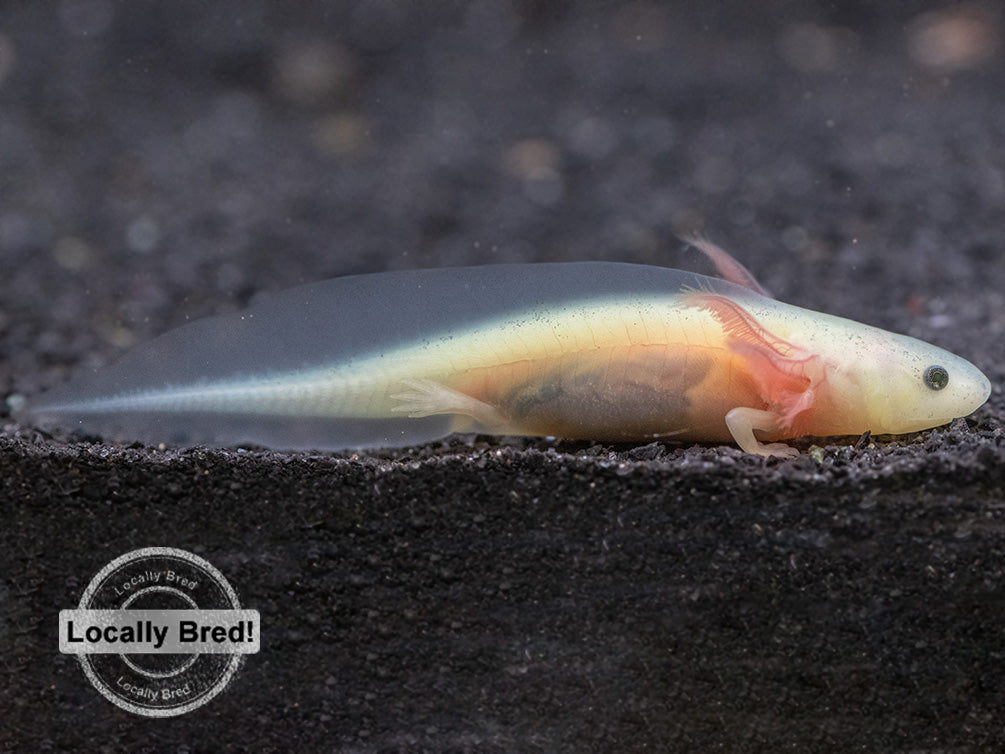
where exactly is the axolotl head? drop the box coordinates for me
[850,329,990,435]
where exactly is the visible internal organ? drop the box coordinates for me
[449,344,760,442]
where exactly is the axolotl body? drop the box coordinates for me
[17,241,990,457]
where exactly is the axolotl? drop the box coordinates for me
[16,240,990,457]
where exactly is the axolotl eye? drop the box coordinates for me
[923,365,950,391]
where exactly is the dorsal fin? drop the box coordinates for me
[682,235,773,298]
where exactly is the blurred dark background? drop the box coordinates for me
[2,1,1005,750]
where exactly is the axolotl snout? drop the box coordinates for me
[16,240,990,457]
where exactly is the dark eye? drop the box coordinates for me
[924,365,949,391]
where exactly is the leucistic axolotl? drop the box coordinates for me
[15,240,991,457]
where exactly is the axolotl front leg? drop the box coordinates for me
[724,408,801,459]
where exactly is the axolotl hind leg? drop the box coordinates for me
[390,378,511,435]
